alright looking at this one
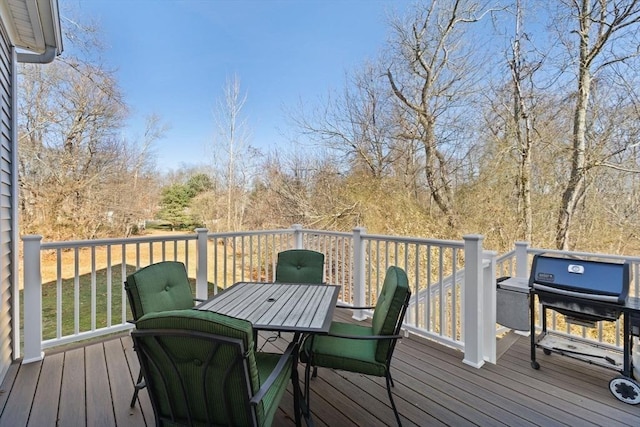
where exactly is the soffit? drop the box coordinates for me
[0,0,62,54]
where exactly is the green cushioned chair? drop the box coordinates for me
[300,266,411,426]
[131,309,301,427]
[275,250,325,284]
[125,261,201,407]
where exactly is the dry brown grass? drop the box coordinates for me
[20,230,201,288]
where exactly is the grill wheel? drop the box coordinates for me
[609,376,640,405]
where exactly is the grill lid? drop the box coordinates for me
[529,254,630,305]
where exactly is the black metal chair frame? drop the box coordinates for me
[303,291,411,427]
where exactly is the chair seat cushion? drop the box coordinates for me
[300,321,386,377]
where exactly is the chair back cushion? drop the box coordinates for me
[371,266,410,362]
[275,249,325,284]
[133,309,263,426]
[125,261,194,320]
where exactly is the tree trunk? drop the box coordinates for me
[510,0,534,243]
[555,0,592,250]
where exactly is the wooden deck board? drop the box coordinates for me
[500,340,640,425]
[391,357,515,427]
[27,352,63,427]
[307,370,399,426]
[86,343,115,427]
[479,344,622,426]
[1,310,639,426]
[407,332,619,426]
[492,350,635,426]
[0,362,19,423]
[0,359,39,427]
[421,352,555,425]
[58,347,85,426]
[397,337,555,426]
[104,338,146,427]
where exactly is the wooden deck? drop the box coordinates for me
[0,310,638,426]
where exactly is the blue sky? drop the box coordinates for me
[67,0,410,171]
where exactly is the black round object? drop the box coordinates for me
[609,376,640,405]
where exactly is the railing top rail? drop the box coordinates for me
[496,249,516,263]
[35,233,198,250]
[301,229,353,238]
[362,233,465,248]
[206,229,296,238]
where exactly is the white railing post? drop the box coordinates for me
[515,241,530,278]
[463,234,485,368]
[23,235,44,364]
[352,227,366,320]
[195,228,209,299]
[482,251,497,364]
[514,241,532,338]
[292,224,303,249]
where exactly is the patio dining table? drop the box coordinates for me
[196,281,340,334]
[196,281,341,426]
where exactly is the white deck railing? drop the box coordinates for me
[23,227,639,369]
[20,226,496,367]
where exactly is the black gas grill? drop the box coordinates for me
[528,253,640,405]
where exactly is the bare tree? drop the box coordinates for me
[253,151,360,230]
[17,16,165,239]
[18,57,128,239]
[294,63,400,180]
[385,0,496,229]
[118,114,168,236]
[505,0,547,242]
[210,74,257,231]
[554,0,640,249]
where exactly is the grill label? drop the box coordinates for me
[537,272,554,282]
[568,264,585,274]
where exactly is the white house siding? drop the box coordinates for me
[0,19,13,382]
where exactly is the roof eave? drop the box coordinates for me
[0,0,63,61]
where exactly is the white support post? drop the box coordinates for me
[514,241,532,337]
[195,228,209,299]
[482,251,497,364]
[462,234,485,368]
[352,227,366,321]
[22,235,44,364]
[514,241,530,278]
[292,224,303,249]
